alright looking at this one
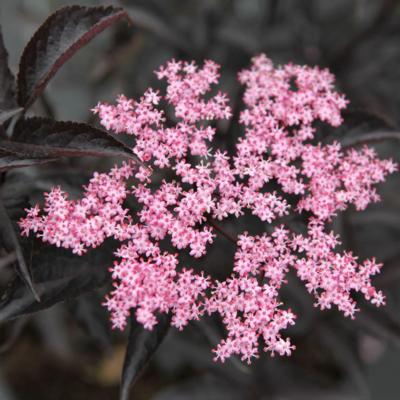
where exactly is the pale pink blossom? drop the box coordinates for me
[20,55,396,363]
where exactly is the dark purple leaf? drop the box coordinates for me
[0,244,112,322]
[14,117,135,156]
[17,5,129,109]
[0,199,40,302]
[120,314,171,400]
[0,27,17,114]
[0,117,137,171]
[0,148,56,172]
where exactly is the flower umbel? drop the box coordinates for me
[20,55,396,363]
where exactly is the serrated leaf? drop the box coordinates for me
[0,117,137,171]
[0,244,112,322]
[14,117,135,157]
[17,5,129,109]
[0,27,17,114]
[0,199,40,302]
[120,314,171,400]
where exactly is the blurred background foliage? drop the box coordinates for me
[0,0,400,399]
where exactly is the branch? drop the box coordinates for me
[206,217,237,244]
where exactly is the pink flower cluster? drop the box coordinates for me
[19,55,396,363]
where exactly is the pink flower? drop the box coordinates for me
[20,55,397,363]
